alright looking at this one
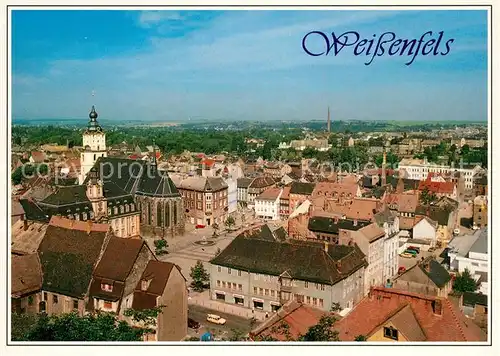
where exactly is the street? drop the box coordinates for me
[187,304,259,339]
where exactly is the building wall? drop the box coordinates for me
[110,214,140,238]
[11,293,41,314]
[368,321,409,342]
[255,198,279,220]
[93,298,120,313]
[392,278,451,298]
[398,163,477,190]
[122,245,155,303]
[136,196,185,237]
[209,264,365,312]
[157,267,188,341]
[237,187,249,203]
[225,178,238,214]
[79,132,107,184]
[473,203,487,228]
[39,291,85,316]
[413,219,437,245]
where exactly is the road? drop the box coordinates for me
[187,304,259,339]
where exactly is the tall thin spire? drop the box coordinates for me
[327,106,331,133]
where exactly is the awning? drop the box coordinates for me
[252,298,264,303]
[214,290,226,295]
[233,294,245,298]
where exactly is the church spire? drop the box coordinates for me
[152,140,157,167]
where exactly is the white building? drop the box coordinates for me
[79,106,107,184]
[340,223,385,295]
[224,177,238,215]
[254,188,282,221]
[380,215,400,283]
[398,158,484,190]
[447,228,488,295]
[412,216,439,247]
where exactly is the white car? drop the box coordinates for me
[207,314,226,325]
[453,228,460,235]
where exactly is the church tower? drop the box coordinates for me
[79,106,107,184]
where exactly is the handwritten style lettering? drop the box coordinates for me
[302,30,454,66]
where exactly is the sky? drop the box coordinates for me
[11,9,488,122]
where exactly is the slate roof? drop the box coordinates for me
[177,176,228,192]
[41,185,89,206]
[241,224,288,242]
[210,233,367,285]
[37,217,109,298]
[248,176,276,189]
[420,259,451,288]
[290,182,315,195]
[462,292,488,307]
[469,228,487,255]
[84,157,146,194]
[135,165,180,198]
[415,205,454,226]
[308,216,370,234]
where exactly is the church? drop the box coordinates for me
[20,106,185,239]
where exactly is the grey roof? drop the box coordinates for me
[135,165,180,198]
[420,259,451,288]
[463,292,488,307]
[448,229,483,257]
[469,228,488,255]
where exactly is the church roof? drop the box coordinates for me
[135,165,180,198]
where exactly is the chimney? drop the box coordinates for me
[23,219,28,231]
[324,241,328,253]
[432,300,443,316]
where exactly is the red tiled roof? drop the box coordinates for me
[418,179,455,195]
[334,287,487,342]
[250,301,326,340]
[256,187,282,201]
[49,216,110,233]
[201,158,215,168]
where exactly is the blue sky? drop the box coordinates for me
[12,9,487,122]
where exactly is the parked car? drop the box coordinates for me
[188,318,200,329]
[196,224,206,229]
[407,246,420,254]
[453,228,460,235]
[400,252,414,258]
[207,314,226,325]
[428,247,436,253]
[404,249,418,257]
[398,266,406,274]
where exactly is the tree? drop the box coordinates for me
[225,216,236,230]
[453,268,478,293]
[297,315,339,341]
[190,260,210,292]
[228,328,247,341]
[12,311,148,341]
[154,239,168,255]
[330,302,341,313]
[354,334,367,341]
[420,187,438,205]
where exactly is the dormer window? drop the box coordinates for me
[101,283,113,292]
[141,279,152,291]
[383,326,398,340]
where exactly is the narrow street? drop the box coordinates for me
[188,304,259,339]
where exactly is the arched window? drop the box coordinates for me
[147,203,152,225]
[157,204,163,227]
[120,206,124,214]
[165,202,170,228]
[173,202,178,225]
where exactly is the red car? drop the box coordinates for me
[398,266,406,274]
[195,224,205,229]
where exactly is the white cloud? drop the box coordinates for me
[137,11,184,28]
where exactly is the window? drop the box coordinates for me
[321,284,325,291]
[125,204,129,212]
[114,207,118,214]
[228,268,232,275]
[265,289,269,296]
[43,292,47,301]
[217,280,221,287]
[218,266,221,273]
[315,283,319,289]
[305,281,309,288]
[53,295,58,304]
[104,301,113,309]
[82,212,87,221]
[259,288,263,295]
[238,284,243,291]
[319,299,324,308]
[222,281,226,288]
[232,283,237,290]
[254,287,258,295]
[120,206,124,214]
[101,283,113,292]
[238,270,242,277]
[313,297,317,306]
[108,208,112,215]
[271,290,275,297]
[206,203,211,210]
[73,300,79,310]
[383,326,398,340]
[28,295,34,305]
